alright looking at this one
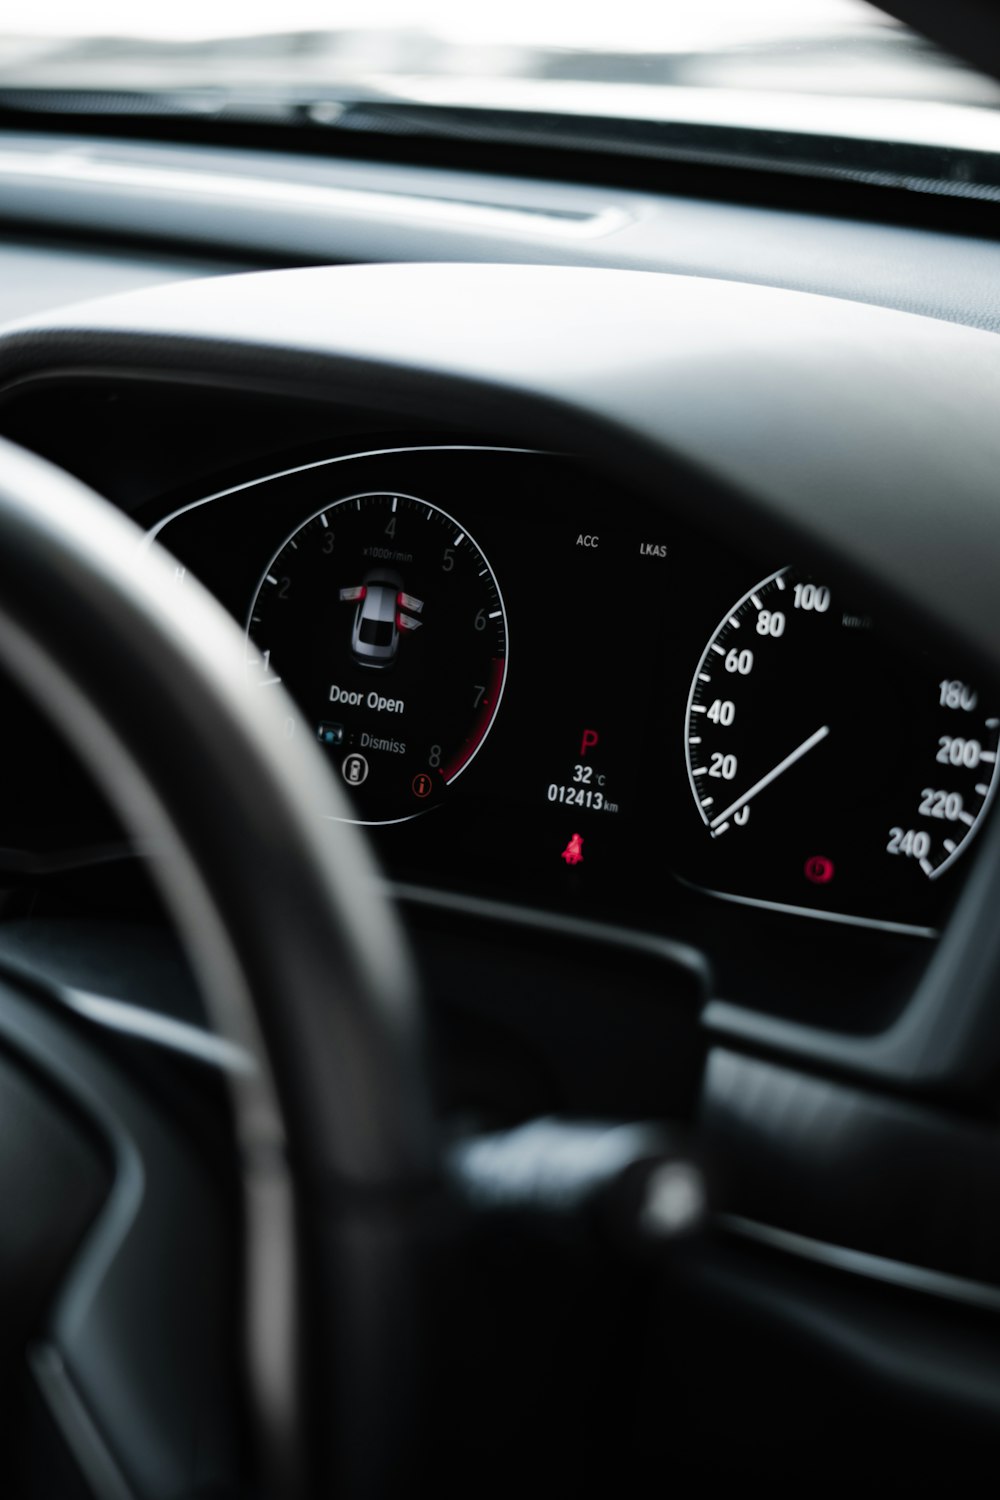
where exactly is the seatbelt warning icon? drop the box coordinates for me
[561,833,585,866]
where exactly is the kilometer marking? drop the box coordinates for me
[320,513,328,527]
[944,839,957,853]
[689,736,702,745]
[701,797,713,807]
[489,609,501,619]
[266,574,278,585]
[711,644,725,656]
[980,751,997,763]
[775,576,786,590]
[750,593,763,609]
[693,766,707,776]
[691,704,707,713]
[920,857,934,876]
[699,672,711,683]
[711,821,730,837]
[959,810,975,826]
[454,533,464,546]
[391,496,398,512]
[977,783,989,796]
[729,616,740,629]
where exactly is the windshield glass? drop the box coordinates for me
[1,1,998,150]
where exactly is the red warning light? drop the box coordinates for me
[804,855,835,884]
[561,833,585,866]
[412,773,433,799]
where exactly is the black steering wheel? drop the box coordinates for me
[0,432,439,1497]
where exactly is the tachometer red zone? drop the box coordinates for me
[443,655,506,782]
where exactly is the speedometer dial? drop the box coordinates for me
[684,566,999,921]
[247,491,507,824]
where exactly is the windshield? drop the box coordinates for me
[1,1,998,154]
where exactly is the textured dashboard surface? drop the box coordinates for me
[0,235,238,327]
[3,133,1000,335]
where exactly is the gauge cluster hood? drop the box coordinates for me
[3,261,1000,672]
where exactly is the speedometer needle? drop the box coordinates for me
[709,725,830,829]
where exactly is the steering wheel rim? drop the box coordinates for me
[0,433,437,1496]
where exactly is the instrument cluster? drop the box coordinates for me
[154,443,997,936]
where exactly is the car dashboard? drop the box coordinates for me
[3,117,1000,1495]
[0,363,992,1047]
[147,430,1000,934]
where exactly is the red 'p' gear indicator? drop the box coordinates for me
[580,729,599,757]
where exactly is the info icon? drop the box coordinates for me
[342,753,369,787]
[412,772,433,799]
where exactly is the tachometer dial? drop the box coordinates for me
[247,492,507,823]
[684,566,999,921]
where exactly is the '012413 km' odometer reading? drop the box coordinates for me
[683,566,1000,925]
[546,763,619,814]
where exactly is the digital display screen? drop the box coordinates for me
[157,445,994,932]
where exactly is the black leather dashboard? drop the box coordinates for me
[5,132,1000,335]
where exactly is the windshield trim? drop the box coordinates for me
[386,76,1000,157]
